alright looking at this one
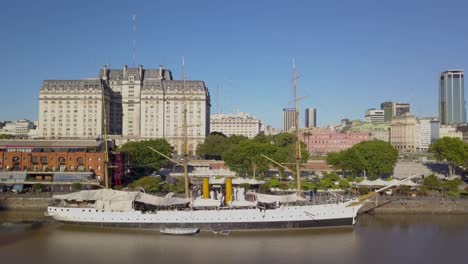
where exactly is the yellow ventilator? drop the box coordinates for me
[202,178,210,199]
[225,177,232,204]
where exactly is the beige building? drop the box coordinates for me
[0,119,36,137]
[39,79,110,139]
[390,113,417,151]
[439,125,463,140]
[210,112,261,138]
[39,65,210,155]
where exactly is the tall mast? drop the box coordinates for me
[131,15,137,67]
[102,88,110,189]
[182,58,190,198]
[293,60,302,196]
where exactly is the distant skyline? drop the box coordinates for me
[2,0,468,129]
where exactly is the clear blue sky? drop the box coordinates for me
[2,0,468,128]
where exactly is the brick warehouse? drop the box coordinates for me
[0,140,116,189]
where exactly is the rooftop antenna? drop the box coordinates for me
[131,14,137,67]
[216,84,219,114]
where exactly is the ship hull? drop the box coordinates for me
[57,217,354,231]
[47,202,362,232]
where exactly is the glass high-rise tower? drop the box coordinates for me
[439,70,466,125]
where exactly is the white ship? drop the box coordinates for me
[45,61,403,232]
[46,189,365,231]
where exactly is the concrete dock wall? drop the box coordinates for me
[1,194,468,213]
[0,195,51,211]
[359,197,468,214]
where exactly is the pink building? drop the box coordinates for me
[302,128,369,155]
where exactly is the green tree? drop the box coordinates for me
[268,178,280,188]
[196,132,227,160]
[429,137,467,175]
[120,139,172,175]
[223,140,276,178]
[423,174,441,190]
[71,182,82,191]
[0,134,15,139]
[223,133,309,178]
[301,181,316,191]
[162,176,186,194]
[354,140,398,177]
[358,186,370,195]
[317,178,334,190]
[327,140,398,177]
[441,178,463,193]
[225,134,249,146]
[338,178,350,189]
[128,176,163,193]
[32,183,43,192]
[272,133,295,147]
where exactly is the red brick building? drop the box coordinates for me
[0,140,108,185]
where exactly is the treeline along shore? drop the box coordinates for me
[1,193,468,215]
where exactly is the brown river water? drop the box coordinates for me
[0,211,467,264]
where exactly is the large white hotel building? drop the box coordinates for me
[210,112,261,139]
[38,65,211,155]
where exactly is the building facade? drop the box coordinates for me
[262,125,282,136]
[39,65,211,155]
[305,108,317,128]
[342,120,390,142]
[302,127,369,156]
[390,113,417,151]
[415,117,439,151]
[0,119,36,136]
[365,109,385,123]
[439,125,463,140]
[210,112,261,139]
[0,140,108,185]
[39,79,110,139]
[380,102,410,122]
[439,70,466,125]
[283,108,296,132]
[394,103,411,117]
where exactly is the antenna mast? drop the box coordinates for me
[102,89,110,189]
[182,57,190,198]
[131,14,137,67]
[216,84,219,114]
[293,59,302,196]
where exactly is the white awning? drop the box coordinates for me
[355,179,421,187]
[135,192,190,206]
[53,189,190,206]
[53,189,139,202]
[192,198,222,208]
[230,200,257,208]
[256,193,305,204]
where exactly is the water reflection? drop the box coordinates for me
[0,213,467,264]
